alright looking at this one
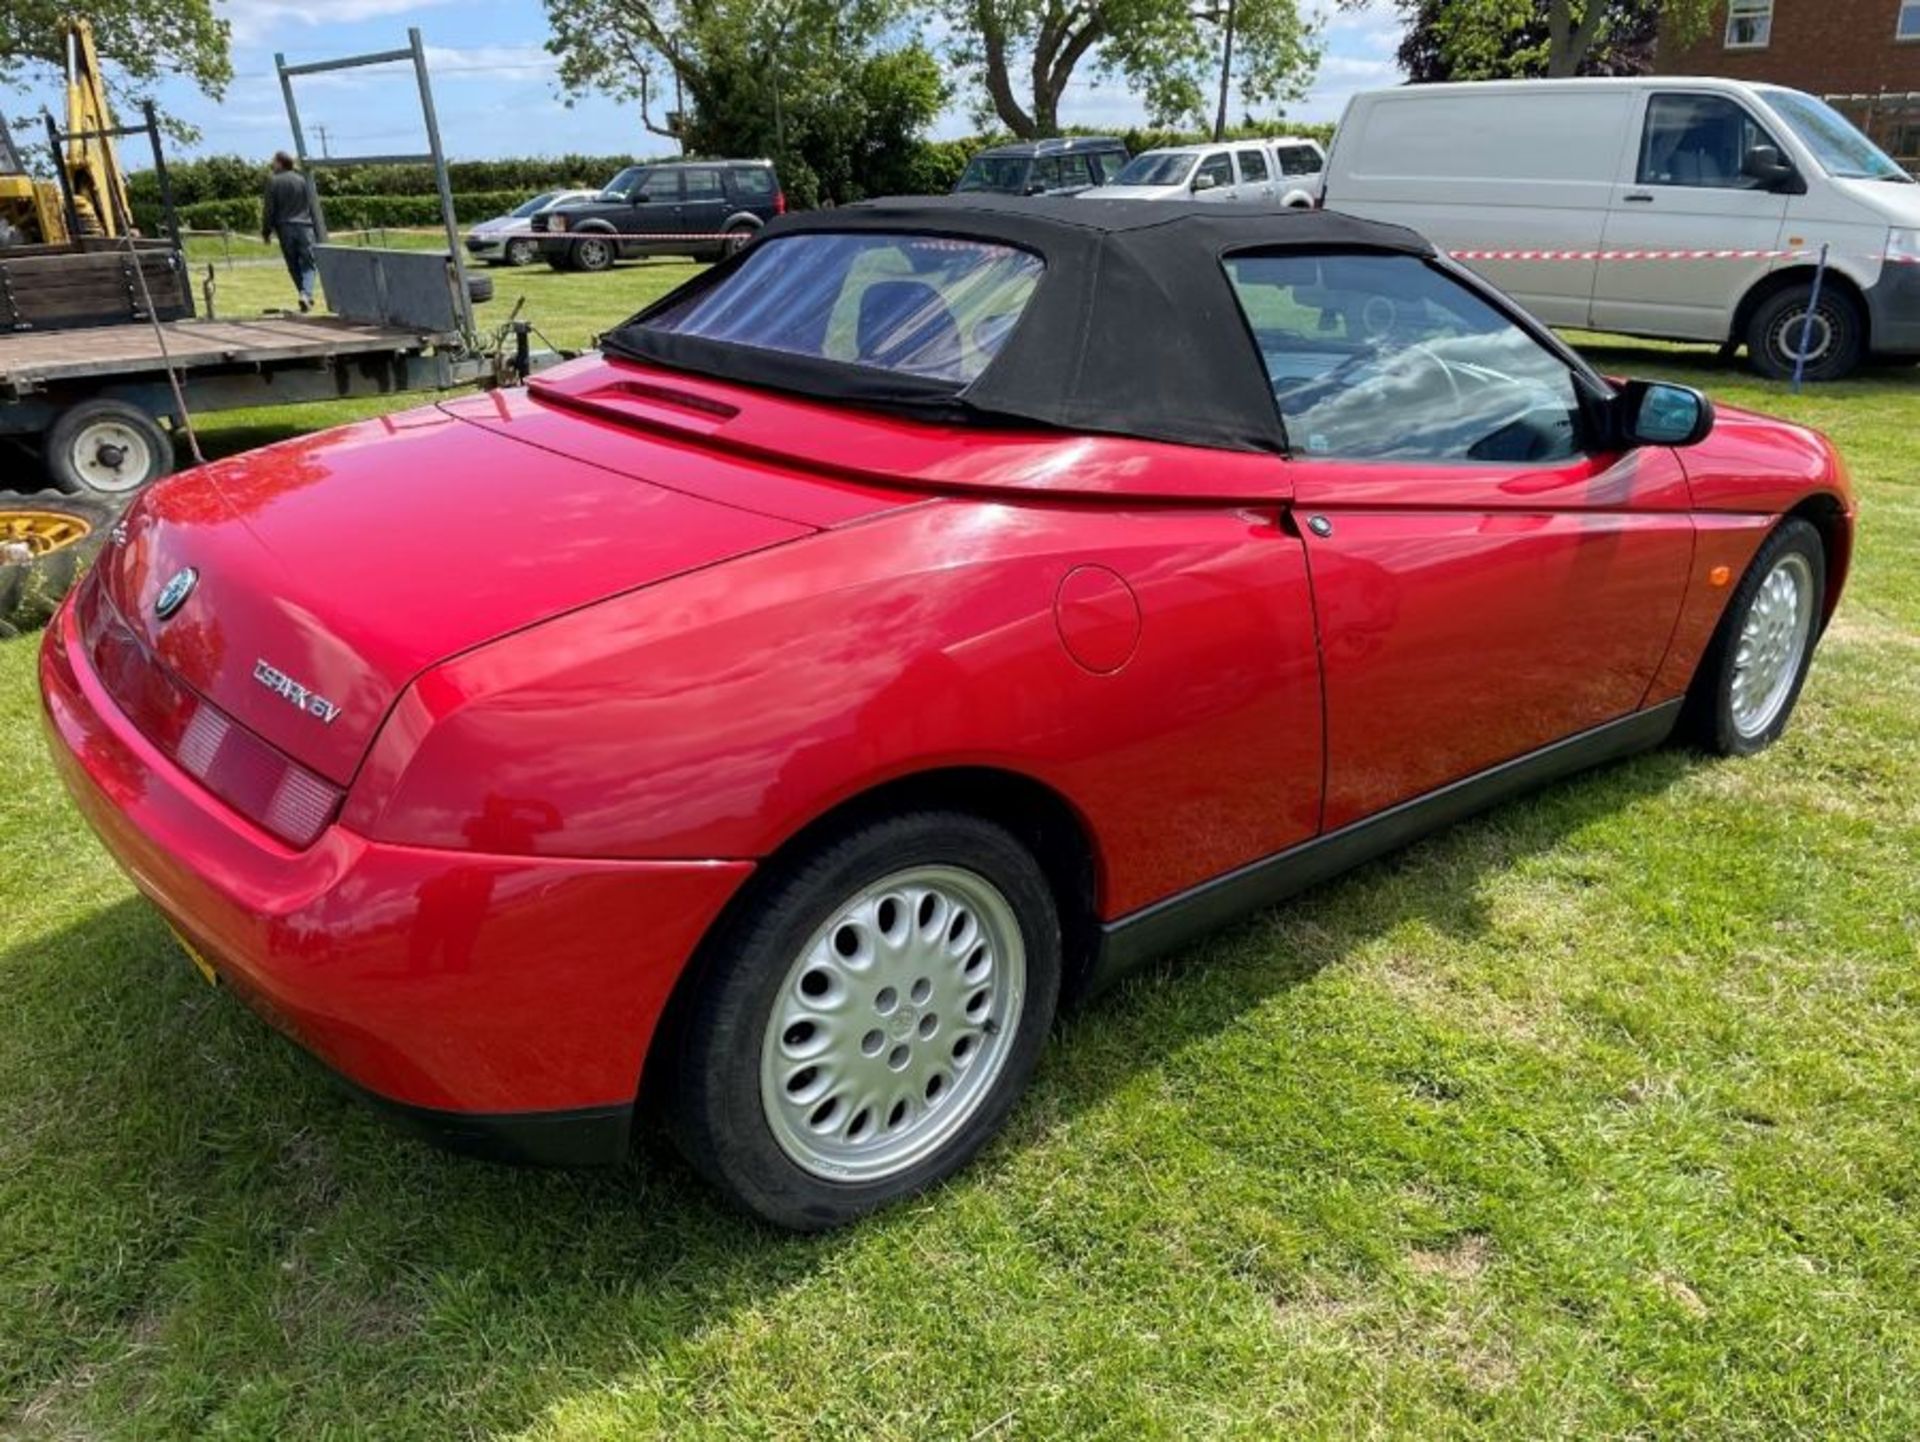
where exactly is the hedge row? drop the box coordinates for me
[127,154,650,210]
[161,190,533,234]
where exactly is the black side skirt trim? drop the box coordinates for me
[1088,700,1682,993]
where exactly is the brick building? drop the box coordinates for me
[1658,0,1920,163]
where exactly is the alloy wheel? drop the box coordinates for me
[759,865,1026,1183]
[1730,551,1814,738]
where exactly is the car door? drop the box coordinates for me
[1591,89,1792,340]
[626,168,684,253]
[1192,150,1236,202]
[1222,249,1695,831]
[679,166,729,241]
[1235,145,1276,202]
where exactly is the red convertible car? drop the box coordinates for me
[41,199,1852,1228]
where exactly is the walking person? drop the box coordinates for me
[261,151,318,313]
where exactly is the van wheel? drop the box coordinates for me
[1745,284,1863,382]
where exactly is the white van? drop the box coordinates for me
[1090,138,1325,208]
[1322,78,1920,379]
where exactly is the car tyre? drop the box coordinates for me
[1684,517,1825,756]
[1745,283,1864,383]
[0,490,117,636]
[44,400,173,497]
[663,811,1062,1231]
[720,223,757,258]
[504,237,539,267]
[571,235,615,273]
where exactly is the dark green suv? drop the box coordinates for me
[535,159,786,271]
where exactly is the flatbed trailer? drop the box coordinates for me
[0,246,523,496]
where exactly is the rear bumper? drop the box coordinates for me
[1865,261,1920,357]
[39,596,753,1163]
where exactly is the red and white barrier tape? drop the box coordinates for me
[1448,245,1920,264]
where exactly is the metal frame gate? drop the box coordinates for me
[274,27,476,340]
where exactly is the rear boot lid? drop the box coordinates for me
[96,406,811,784]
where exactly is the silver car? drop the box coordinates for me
[465,190,599,267]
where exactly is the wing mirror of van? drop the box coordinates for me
[1741,144,1800,191]
[1192,172,1219,193]
[1618,380,1714,448]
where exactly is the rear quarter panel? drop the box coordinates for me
[345,500,1325,919]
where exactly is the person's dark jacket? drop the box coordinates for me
[262,169,314,241]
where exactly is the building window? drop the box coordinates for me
[1725,0,1773,47]
[1900,0,1920,40]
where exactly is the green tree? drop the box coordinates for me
[938,0,1320,139]
[542,0,947,205]
[1,1,231,132]
[1359,0,1715,81]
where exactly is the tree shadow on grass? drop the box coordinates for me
[0,744,1697,1435]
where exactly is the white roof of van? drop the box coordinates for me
[1351,76,1797,98]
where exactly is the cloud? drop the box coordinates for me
[219,0,460,47]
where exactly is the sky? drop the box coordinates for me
[107,0,1405,163]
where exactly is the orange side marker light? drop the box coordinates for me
[1709,565,1732,587]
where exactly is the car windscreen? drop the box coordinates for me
[642,232,1044,383]
[601,166,647,198]
[1115,152,1197,187]
[510,192,558,218]
[1762,90,1912,182]
[955,157,1028,193]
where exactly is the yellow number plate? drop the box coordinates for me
[170,928,218,986]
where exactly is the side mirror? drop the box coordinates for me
[1192,172,1218,193]
[631,192,650,204]
[1619,379,1714,448]
[1024,182,1047,196]
[1742,144,1797,190]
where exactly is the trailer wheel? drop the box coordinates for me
[0,491,116,637]
[45,401,174,498]
[466,272,495,305]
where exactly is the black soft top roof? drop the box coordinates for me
[604,195,1437,454]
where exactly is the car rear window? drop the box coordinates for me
[646,232,1044,383]
[732,166,775,197]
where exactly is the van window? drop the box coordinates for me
[1639,94,1782,189]
[1237,149,1270,182]
[1196,153,1235,189]
[1092,150,1129,183]
[682,168,725,201]
[1224,252,1585,464]
[1031,156,1064,191]
[1762,89,1910,181]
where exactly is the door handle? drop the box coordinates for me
[1623,192,1655,203]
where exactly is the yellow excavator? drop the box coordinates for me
[0,20,136,248]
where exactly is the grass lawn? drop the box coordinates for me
[3,290,1919,1436]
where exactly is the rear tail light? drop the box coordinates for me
[79,583,343,849]
[774,189,787,216]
